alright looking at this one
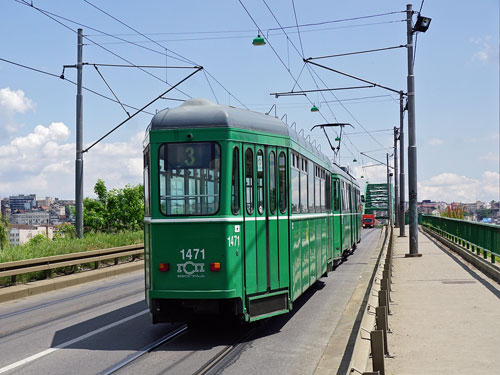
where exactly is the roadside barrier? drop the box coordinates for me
[348,225,393,375]
[422,224,498,265]
[421,225,500,283]
[420,215,499,259]
[0,244,144,286]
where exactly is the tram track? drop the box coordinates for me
[101,321,262,375]
[191,324,260,375]
[102,324,188,375]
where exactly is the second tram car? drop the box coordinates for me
[143,98,361,323]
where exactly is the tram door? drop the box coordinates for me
[243,144,267,295]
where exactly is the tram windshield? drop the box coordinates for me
[159,142,221,215]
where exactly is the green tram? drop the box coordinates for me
[143,98,361,323]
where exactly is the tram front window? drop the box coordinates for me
[159,142,221,215]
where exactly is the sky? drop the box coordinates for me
[0,0,498,203]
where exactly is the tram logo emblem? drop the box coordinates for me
[177,261,205,278]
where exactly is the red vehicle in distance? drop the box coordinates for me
[362,214,375,228]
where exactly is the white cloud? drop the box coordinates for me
[0,87,34,113]
[0,87,34,134]
[428,138,443,146]
[471,36,498,64]
[418,171,499,203]
[0,122,144,199]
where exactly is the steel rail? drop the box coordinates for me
[102,324,189,375]
[192,325,261,375]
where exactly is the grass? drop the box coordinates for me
[0,230,144,287]
[0,230,143,263]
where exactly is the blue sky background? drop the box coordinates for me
[0,0,498,203]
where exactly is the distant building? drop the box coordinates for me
[9,225,54,246]
[418,200,439,215]
[9,194,37,211]
[37,197,54,207]
[10,211,50,226]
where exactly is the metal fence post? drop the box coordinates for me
[370,330,385,375]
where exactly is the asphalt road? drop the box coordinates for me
[0,228,381,375]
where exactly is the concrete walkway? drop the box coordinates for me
[385,227,500,375]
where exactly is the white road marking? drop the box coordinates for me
[0,309,149,374]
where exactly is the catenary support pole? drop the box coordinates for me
[399,91,406,237]
[386,153,392,226]
[75,28,84,238]
[394,126,399,227]
[406,4,419,254]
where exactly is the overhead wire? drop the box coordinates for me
[15,0,194,99]
[0,57,154,115]
[86,20,406,44]
[238,0,330,127]
[263,0,384,163]
[15,0,247,108]
[82,0,248,109]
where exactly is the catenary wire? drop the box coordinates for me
[0,57,154,115]
[87,20,406,44]
[82,0,248,109]
[15,0,194,99]
[261,0,391,162]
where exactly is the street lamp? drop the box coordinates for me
[252,34,266,46]
[413,15,432,33]
[406,3,430,257]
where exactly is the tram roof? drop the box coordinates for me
[149,98,355,174]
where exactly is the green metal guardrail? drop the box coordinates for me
[421,215,500,264]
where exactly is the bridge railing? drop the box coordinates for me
[0,244,144,286]
[421,215,500,264]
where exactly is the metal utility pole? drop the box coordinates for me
[406,4,419,255]
[386,153,393,226]
[394,126,399,228]
[75,28,84,238]
[399,91,406,237]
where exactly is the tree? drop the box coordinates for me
[84,179,144,233]
[0,214,9,250]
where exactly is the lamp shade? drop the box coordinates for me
[252,35,266,46]
[310,105,319,112]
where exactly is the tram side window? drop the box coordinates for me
[300,158,308,213]
[341,182,346,212]
[231,147,240,214]
[269,151,276,214]
[279,151,287,214]
[326,172,331,211]
[291,153,300,213]
[320,169,326,212]
[308,162,315,212]
[256,150,265,214]
[333,179,340,211]
[158,142,220,215]
[315,167,320,213]
[245,148,254,214]
[143,146,150,216]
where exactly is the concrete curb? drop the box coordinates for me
[346,226,390,374]
[314,228,387,375]
[420,226,500,283]
[0,260,144,304]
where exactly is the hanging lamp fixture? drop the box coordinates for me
[252,34,266,46]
